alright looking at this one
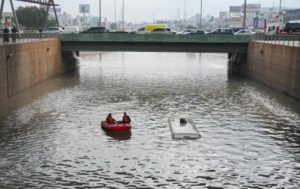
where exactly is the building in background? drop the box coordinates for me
[228,4,261,28]
[242,4,261,29]
[229,6,242,27]
[61,12,73,26]
[284,9,300,22]
[218,11,229,27]
[0,12,13,26]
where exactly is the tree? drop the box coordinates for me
[16,6,56,29]
[110,23,117,30]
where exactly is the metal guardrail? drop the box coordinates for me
[250,33,300,47]
[0,33,59,45]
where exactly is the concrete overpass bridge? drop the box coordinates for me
[59,33,250,53]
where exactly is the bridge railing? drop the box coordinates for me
[59,33,250,43]
[250,34,300,47]
[0,33,59,45]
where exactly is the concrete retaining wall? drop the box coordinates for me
[247,42,300,100]
[0,39,65,101]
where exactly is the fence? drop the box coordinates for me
[0,33,60,45]
[250,33,300,47]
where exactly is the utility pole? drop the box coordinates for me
[279,0,282,12]
[114,0,117,25]
[184,0,186,26]
[122,0,125,31]
[200,0,203,29]
[243,0,246,28]
[99,0,101,27]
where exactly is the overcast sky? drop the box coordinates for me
[4,0,300,22]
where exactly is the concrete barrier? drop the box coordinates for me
[0,39,75,103]
[247,41,300,100]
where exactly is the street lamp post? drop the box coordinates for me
[114,0,117,24]
[184,0,186,27]
[243,0,246,28]
[200,0,203,29]
[99,0,101,27]
[122,0,125,31]
[279,0,282,12]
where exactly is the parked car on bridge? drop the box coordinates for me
[134,24,168,34]
[177,29,196,34]
[191,29,207,34]
[177,29,207,35]
[81,27,109,33]
[234,29,256,35]
[231,27,244,33]
[207,28,234,35]
[266,24,282,35]
[150,27,175,34]
[283,22,300,33]
[62,26,79,34]
[43,27,64,33]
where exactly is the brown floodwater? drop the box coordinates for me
[0,52,300,188]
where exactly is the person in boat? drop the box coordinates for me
[122,112,131,124]
[106,113,116,124]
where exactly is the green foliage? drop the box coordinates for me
[16,6,55,29]
[110,23,117,30]
[45,19,57,27]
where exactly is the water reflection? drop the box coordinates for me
[0,68,80,117]
[103,130,132,141]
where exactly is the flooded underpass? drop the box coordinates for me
[0,52,300,188]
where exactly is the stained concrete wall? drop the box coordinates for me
[247,42,300,100]
[0,39,66,102]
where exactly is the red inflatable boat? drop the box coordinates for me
[101,121,132,132]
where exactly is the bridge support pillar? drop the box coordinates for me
[228,53,247,75]
[62,51,79,71]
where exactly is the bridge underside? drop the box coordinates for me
[62,41,248,53]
